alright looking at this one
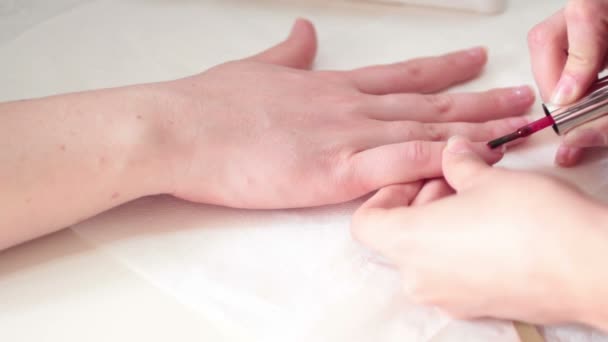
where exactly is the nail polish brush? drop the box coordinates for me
[488,76,608,149]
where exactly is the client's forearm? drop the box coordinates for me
[0,85,175,250]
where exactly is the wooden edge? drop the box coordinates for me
[514,322,545,342]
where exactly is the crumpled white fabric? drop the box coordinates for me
[2,0,608,341]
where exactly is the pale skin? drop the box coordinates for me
[5,2,608,332]
[353,0,608,332]
[0,19,536,250]
[352,136,608,330]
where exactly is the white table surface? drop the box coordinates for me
[2,1,608,341]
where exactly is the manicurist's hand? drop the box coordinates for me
[528,0,608,166]
[352,136,608,329]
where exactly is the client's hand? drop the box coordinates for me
[352,136,608,328]
[0,19,535,249]
[160,19,534,208]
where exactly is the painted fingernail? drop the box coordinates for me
[506,85,535,106]
[446,136,472,154]
[565,129,607,147]
[466,46,486,62]
[551,74,577,105]
[507,116,530,130]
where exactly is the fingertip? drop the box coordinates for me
[480,147,504,165]
[551,73,580,105]
[445,135,474,154]
[527,10,568,102]
[554,24,607,104]
[444,137,502,164]
[288,18,316,47]
[473,142,504,165]
[465,46,488,65]
[294,17,312,26]
[513,85,536,107]
[495,86,536,117]
[564,128,607,148]
[555,145,584,167]
[442,137,493,191]
[459,46,487,79]
[251,17,318,69]
[291,18,315,37]
[292,18,317,67]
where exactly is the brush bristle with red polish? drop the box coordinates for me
[487,116,555,149]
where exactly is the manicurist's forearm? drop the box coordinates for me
[573,212,608,332]
[0,85,176,250]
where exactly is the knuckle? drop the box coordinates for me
[338,149,376,195]
[378,94,402,110]
[421,123,447,141]
[337,93,369,116]
[401,60,424,79]
[386,121,417,141]
[404,140,432,163]
[318,92,366,119]
[330,146,356,180]
[426,94,454,116]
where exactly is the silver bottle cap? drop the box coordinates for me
[543,75,608,135]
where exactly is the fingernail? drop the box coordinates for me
[466,46,486,62]
[506,85,535,107]
[290,18,307,36]
[565,129,607,147]
[290,21,300,35]
[507,116,530,130]
[551,74,577,105]
[555,145,578,166]
[555,145,570,165]
[446,136,472,154]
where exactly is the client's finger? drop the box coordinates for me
[361,86,534,122]
[349,47,487,95]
